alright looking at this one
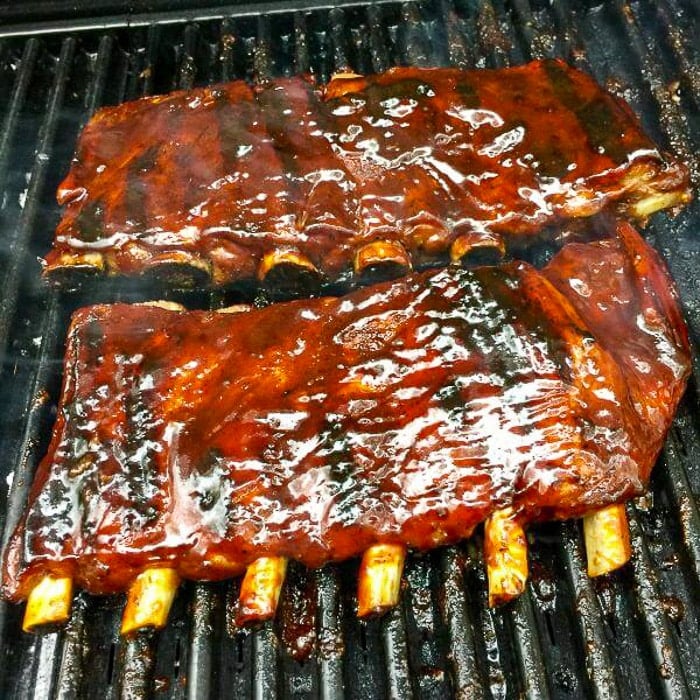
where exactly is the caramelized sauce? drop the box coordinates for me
[3,223,689,600]
[45,61,690,284]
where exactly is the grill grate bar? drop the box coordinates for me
[186,586,216,700]
[254,15,273,83]
[613,0,699,179]
[478,0,517,68]
[654,0,700,108]
[381,606,413,699]
[220,582,254,699]
[397,3,435,67]
[0,38,39,196]
[440,0,475,69]
[402,556,451,698]
[253,623,278,699]
[329,8,351,72]
[0,37,74,358]
[660,430,700,585]
[179,23,200,90]
[508,592,549,700]
[627,507,691,699]
[86,35,115,114]
[116,635,156,699]
[293,12,310,76]
[437,548,483,699]
[365,5,391,74]
[138,24,161,96]
[316,567,344,699]
[54,594,87,700]
[218,18,236,83]
[559,522,621,700]
[472,552,511,697]
[30,630,62,700]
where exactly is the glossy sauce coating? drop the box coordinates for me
[3,222,689,600]
[44,61,690,284]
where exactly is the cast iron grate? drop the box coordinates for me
[0,0,699,697]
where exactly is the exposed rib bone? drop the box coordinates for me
[143,252,212,282]
[484,508,528,607]
[42,251,104,288]
[22,575,73,632]
[121,568,180,635]
[216,304,251,315]
[628,191,691,219]
[621,163,692,220]
[138,301,187,311]
[236,556,288,624]
[407,221,451,255]
[450,232,505,265]
[353,240,412,277]
[258,248,319,281]
[583,504,631,577]
[330,71,363,80]
[357,544,406,617]
[258,248,322,297]
[48,250,104,270]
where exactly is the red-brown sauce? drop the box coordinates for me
[45,61,689,283]
[3,222,689,600]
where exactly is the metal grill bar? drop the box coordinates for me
[559,522,620,700]
[382,607,413,698]
[0,1,698,698]
[627,507,690,699]
[438,547,482,698]
[316,567,344,698]
[661,428,700,586]
[0,39,39,196]
[0,38,73,356]
[509,592,549,699]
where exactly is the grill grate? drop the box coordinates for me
[0,1,699,697]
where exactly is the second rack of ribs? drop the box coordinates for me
[3,221,690,600]
[45,60,690,286]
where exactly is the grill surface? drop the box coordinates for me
[0,1,699,698]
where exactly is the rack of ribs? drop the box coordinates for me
[6,219,690,633]
[45,60,691,289]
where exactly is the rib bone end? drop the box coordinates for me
[138,300,187,312]
[584,504,631,577]
[450,232,505,265]
[236,556,288,625]
[258,249,322,298]
[43,251,105,287]
[628,190,692,219]
[22,575,73,632]
[484,509,528,607]
[258,249,319,280]
[353,240,412,278]
[121,568,180,636]
[357,544,406,617]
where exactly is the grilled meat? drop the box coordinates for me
[4,221,689,602]
[44,60,690,287]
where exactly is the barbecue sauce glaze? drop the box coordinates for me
[3,222,689,600]
[45,60,690,284]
